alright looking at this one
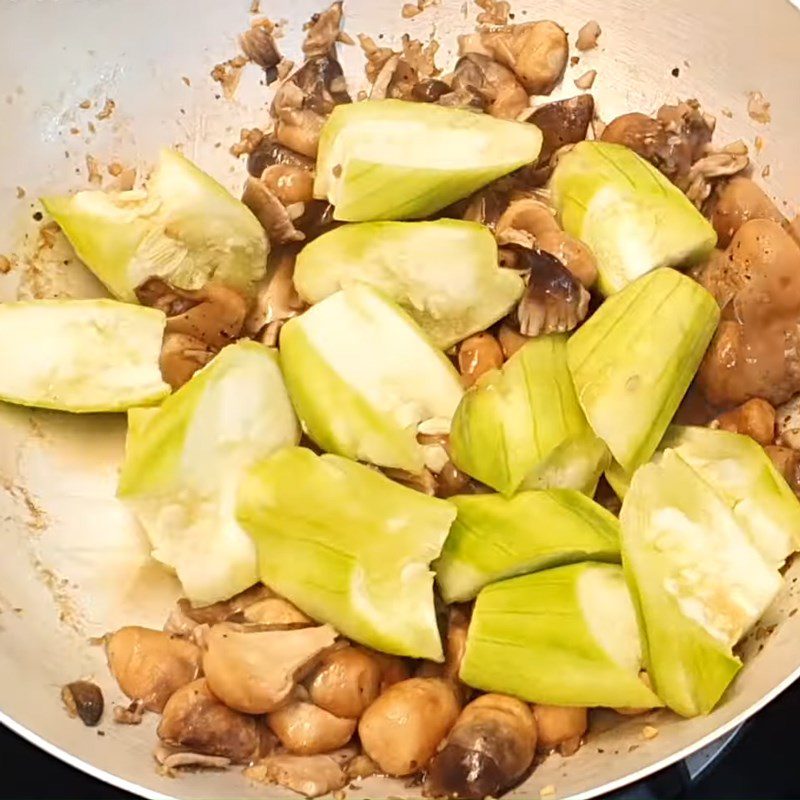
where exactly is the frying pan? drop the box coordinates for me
[0,1,798,797]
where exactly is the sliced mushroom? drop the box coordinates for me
[683,144,749,207]
[449,53,529,120]
[495,197,560,248]
[202,622,337,714]
[106,626,202,713]
[243,177,305,244]
[61,681,104,727]
[246,753,348,798]
[382,466,438,496]
[155,744,232,772]
[158,678,267,763]
[425,694,536,800]
[268,700,357,754]
[302,1,345,57]
[436,460,472,498]
[244,245,306,340]
[443,605,470,684]
[358,678,461,776]
[261,164,315,206]
[480,21,569,95]
[514,248,590,336]
[307,646,383,719]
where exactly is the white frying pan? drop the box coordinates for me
[0,1,798,797]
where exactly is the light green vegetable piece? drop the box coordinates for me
[314,99,542,221]
[118,340,300,605]
[0,299,169,412]
[293,219,524,350]
[620,449,782,716]
[280,284,463,472]
[450,333,605,496]
[435,489,621,603]
[568,268,720,474]
[549,141,717,295]
[662,425,800,568]
[237,447,456,660]
[42,149,267,302]
[460,562,663,708]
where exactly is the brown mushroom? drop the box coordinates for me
[302,1,345,57]
[158,678,266,763]
[425,694,536,800]
[697,219,800,407]
[514,248,590,336]
[529,94,594,169]
[480,21,569,95]
[602,101,714,185]
[202,622,337,714]
[412,79,452,103]
[158,332,215,391]
[531,704,587,755]
[449,53,529,120]
[268,700,357,754]
[458,332,504,387]
[106,626,202,713]
[358,678,460,776]
[712,398,776,445]
[272,55,350,159]
[710,176,785,247]
[241,21,282,71]
[248,137,316,180]
[436,460,472,498]
[307,646,383,719]
[61,681,104,727]
[443,605,470,684]
[495,197,560,247]
[164,283,249,350]
[535,230,598,288]
[261,164,315,206]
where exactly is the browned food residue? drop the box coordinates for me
[95,98,116,120]
[747,91,771,124]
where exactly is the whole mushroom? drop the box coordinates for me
[268,699,357,754]
[425,694,537,799]
[449,53,529,119]
[697,219,800,407]
[307,646,383,719]
[106,626,202,713]
[158,678,268,763]
[358,678,461,776]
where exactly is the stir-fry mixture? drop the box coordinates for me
[9,2,800,798]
